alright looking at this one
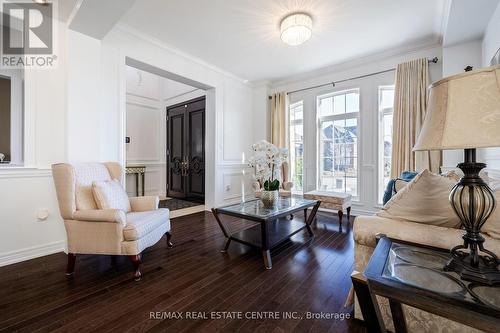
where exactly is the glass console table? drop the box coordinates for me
[354,236,500,333]
[212,198,321,269]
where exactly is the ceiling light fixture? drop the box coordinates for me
[280,13,313,46]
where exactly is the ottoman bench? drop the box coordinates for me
[303,190,352,225]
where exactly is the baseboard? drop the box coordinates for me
[0,240,66,267]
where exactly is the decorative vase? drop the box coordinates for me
[261,190,279,208]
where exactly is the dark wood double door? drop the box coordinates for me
[167,97,205,203]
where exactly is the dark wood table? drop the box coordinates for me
[212,197,321,269]
[353,236,500,333]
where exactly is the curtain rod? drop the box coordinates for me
[268,57,439,99]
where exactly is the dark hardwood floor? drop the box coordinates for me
[0,210,367,333]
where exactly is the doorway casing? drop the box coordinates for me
[120,57,216,209]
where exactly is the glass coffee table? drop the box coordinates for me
[354,236,500,333]
[212,197,321,269]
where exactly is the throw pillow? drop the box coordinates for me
[377,169,461,228]
[92,179,131,212]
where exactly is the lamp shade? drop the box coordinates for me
[414,65,500,151]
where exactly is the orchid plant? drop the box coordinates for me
[248,140,288,191]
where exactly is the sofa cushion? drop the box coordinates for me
[92,179,131,212]
[124,208,170,241]
[74,163,111,210]
[378,169,461,228]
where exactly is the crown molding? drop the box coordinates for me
[114,24,251,86]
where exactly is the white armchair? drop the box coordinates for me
[51,162,172,280]
[253,161,294,197]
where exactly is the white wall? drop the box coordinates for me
[483,2,500,65]
[268,44,443,215]
[125,66,167,197]
[251,83,270,142]
[0,20,68,266]
[482,3,500,170]
[67,30,103,163]
[441,39,484,169]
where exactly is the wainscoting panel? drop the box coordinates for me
[220,165,254,203]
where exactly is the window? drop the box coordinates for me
[289,101,304,192]
[317,89,359,197]
[378,86,395,203]
[0,69,23,166]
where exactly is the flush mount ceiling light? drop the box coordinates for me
[280,13,313,46]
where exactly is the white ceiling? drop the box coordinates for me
[443,0,499,46]
[120,0,447,82]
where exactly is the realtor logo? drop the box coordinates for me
[1,0,57,68]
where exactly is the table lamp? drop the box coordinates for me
[414,65,500,285]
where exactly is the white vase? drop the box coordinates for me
[261,190,279,208]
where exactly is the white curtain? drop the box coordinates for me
[391,58,441,178]
[271,92,287,148]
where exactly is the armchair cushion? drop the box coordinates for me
[74,163,112,210]
[129,196,159,212]
[124,208,170,241]
[72,209,126,224]
[92,179,131,212]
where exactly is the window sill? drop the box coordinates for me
[0,163,25,168]
[0,166,51,179]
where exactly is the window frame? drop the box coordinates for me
[289,100,305,193]
[0,68,24,167]
[377,85,395,204]
[316,88,360,199]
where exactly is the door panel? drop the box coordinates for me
[167,97,205,202]
[187,107,205,200]
[167,105,186,198]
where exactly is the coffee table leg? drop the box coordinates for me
[305,202,321,237]
[347,207,351,222]
[212,208,232,252]
[221,238,231,253]
[261,221,272,269]
[338,210,343,226]
[263,250,272,269]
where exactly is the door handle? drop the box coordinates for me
[181,156,190,176]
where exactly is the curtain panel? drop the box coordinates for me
[271,92,287,148]
[391,58,441,178]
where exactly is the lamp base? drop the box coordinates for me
[446,149,500,285]
[445,244,500,285]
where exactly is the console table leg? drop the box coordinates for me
[351,272,386,333]
[389,299,408,333]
